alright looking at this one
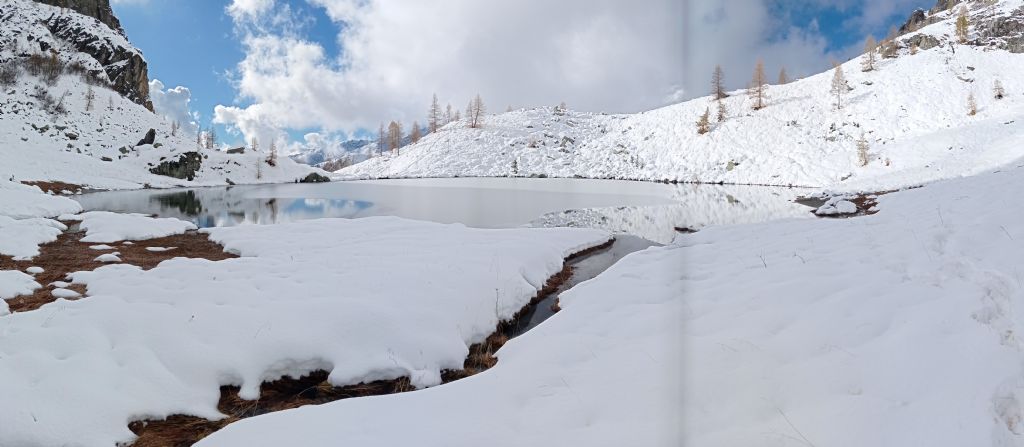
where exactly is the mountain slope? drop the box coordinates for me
[340,0,1024,191]
[0,0,320,189]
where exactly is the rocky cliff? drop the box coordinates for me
[0,0,151,110]
[33,0,124,35]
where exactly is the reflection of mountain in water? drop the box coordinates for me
[530,184,812,244]
[153,190,203,215]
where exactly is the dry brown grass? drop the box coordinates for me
[1,230,236,313]
[21,180,86,195]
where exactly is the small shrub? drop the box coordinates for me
[0,62,18,87]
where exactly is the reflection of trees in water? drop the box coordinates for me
[153,191,203,215]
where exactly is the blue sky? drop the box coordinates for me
[112,0,929,148]
[113,0,343,146]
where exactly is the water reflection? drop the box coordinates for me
[75,178,813,244]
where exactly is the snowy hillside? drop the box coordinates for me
[0,0,320,190]
[340,0,1024,191]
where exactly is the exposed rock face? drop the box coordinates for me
[136,128,155,146]
[34,0,123,35]
[41,8,152,109]
[899,9,929,34]
[905,33,942,50]
[150,152,203,181]
[299,173,331,183]
[975,7,1024,53]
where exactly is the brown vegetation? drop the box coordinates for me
[1,230,235,313]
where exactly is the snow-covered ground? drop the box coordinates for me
[0,0,320,190]
[341,0,1024,192]
[0,216,609,446]
[203,155,1024,447]
[66,211,198,243]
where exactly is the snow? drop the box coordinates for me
[93,252,121,263]
[88,244,114,250]
[0,1,321,191]
[51,288,80,299]
[145,246,175,252]
[0,181,82,219]
[0,215,65,260]
[25,266,43,274]
[202,163,1024,447]
[0,217,609,446]
[339,0,1024,192]
[0,270,39,314]
[814,197,858,215]
[77,211,197,243]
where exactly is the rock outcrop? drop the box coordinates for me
[0,0,153,110]
[150,152,203,181]
[34,0,124,35]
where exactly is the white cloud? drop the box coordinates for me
[215,0,684,143]
[226,0,275,22]
[149,79,199,135]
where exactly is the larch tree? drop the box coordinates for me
[967,91,977,115]
[830,63,848,109]
[777,67,789,85]
[956,6,969,43]
[410,121,422,143]
[445,103,453,124]
[206,127,218,150]
[711,65,726,99]
[856,134,870,167]
[428,94,442,133]
[880,26,898,58]
[387,121,402,154]
[85,85,95,111]
[196,126,203,148]
[250,137,259,153]
[862,35,877,71]
[377,122,386,155]
[267,140,278,166]
[994,79,1005,99]
[716,97,728,123]
[747,59,768,110]
[696,107,711,135]
[466,94,486,128]
[170,120,179,137]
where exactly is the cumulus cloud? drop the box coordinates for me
[149,79,199,135]
[215,0,684,143]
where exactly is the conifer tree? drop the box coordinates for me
[777,67,789,85]
[387,121,402,153]
[466,94,486,128]
[711,65,726,99]
[862,35,877,71]
[377,122,386,155]
[716,98,727,123]
[747,59,768,110]
[427,94,442,133]
[410,121,422,143]
[857,134,870,167]
[994,79,1005,99]
[696,107,711,135]
[267,140,277,166]
[956,6,969,43]
[967,91,977,115]
[881,27,898,58]
[445,103,453,124]
[830,63,848,109]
